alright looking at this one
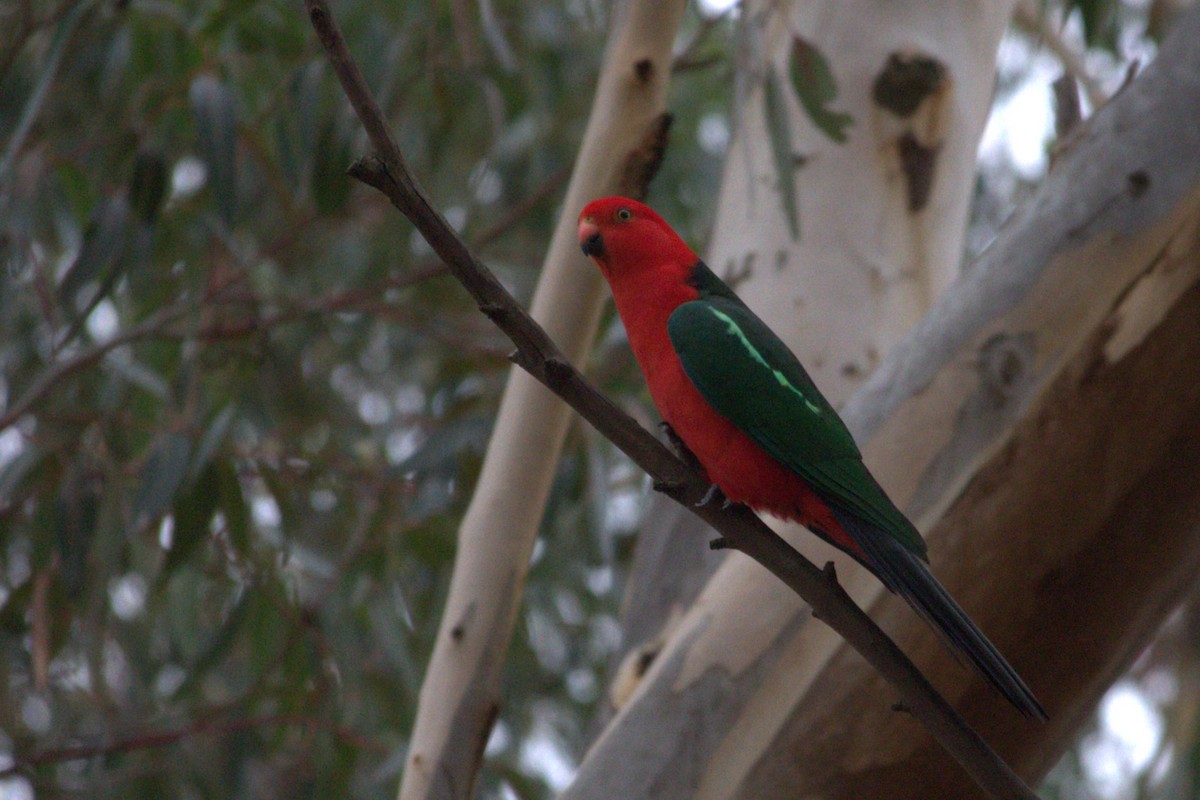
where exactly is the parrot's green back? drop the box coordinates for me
[666,263,927,559]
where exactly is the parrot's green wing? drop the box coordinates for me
[666,264,926,558]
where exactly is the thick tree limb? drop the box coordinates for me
[564,9,1200,799]
[304,2,1040,798]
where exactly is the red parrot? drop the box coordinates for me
[578,196,1046,721]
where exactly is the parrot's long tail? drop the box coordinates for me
[832,509,1048,722]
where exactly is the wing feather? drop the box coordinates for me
[667,296,926,558]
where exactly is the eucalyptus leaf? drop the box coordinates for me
[787,37,853,144]
[56,466,100,597]
[189,74,239,227]
[394,414,490,475]
[103,352,171,401]
[763,69,801,241]
[177,587,253,696]
[215,458,251,556]
[1067,0,1119,50]
[312,116,352,215]
[57,195,132,324]
[0,581,33,635]
[130,148,169,225]
[165,463,220,575]
[134,431,193,528]
[192,405,238,482]
[0,0,95,182]
[0,445,45,506]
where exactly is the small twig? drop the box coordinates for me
[1049,73,1085,167]
[1052,73,1083,140]
[0,305,192,432]
[472,164,571,250]
[1013,1,1106,109]
[671,6,732,73]
[304,2,1042,798]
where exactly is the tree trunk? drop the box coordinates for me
[397,3,685,798]
[571,8,1200,799]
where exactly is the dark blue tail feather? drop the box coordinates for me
[830,508,1048,721]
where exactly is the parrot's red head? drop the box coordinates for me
[577,197,698,283]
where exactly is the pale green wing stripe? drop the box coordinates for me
[703,307,823,415]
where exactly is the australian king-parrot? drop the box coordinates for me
[578,196,1046,721]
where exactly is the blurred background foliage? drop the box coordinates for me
[0,0,1193,798]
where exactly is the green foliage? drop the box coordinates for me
[0,0,730,797]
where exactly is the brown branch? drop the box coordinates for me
[3,713,388,778]
[0,257,504,436]
[671,6,732,73]
[472,164,571,250]
[0,304,193,432]
[304,1,1041,798]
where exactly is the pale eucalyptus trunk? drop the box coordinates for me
[397,3,686,798]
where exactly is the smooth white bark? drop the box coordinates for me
[398,4,686,798]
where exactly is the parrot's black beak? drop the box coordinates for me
[580,231,605,258]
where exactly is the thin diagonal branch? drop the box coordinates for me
[304,2,1041,798]
[2,713,388,778]
[0,304,193,432]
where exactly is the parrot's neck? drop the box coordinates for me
[606,259,699,354]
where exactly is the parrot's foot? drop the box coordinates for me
[709,537,732,551]
[695,483,735,510]
[659,422,705,472]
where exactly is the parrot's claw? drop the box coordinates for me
[695,483,724,508]
[660,422,706,471]
[709,537,732,551]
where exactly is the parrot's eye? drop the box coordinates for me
[616,207,632,222]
